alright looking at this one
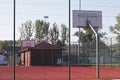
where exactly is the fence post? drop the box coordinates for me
[110,38,112,67]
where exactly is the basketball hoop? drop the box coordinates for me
[22,40,35,48]
[73,10,102,29]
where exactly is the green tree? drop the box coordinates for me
[85,28,94,42]
[56,40,63,47]
[109,14,120,44]
[61,24,68,46]
[35,20,44,42]
[74,30,88,43]
[0,41,5,50]
[74,27,106,43]
[48,23,59,45]
[43,21,49,36]
[43,20,49,41]
[35,19,49,42]
[19,20,34,40]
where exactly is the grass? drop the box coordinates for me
[86,63,120,68]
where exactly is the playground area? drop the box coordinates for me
[1,0,120,80]
[0,66,120,80]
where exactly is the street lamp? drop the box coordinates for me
[44,16,48,41]
[44,16,48,22]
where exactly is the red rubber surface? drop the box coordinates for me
[0,66,120,80]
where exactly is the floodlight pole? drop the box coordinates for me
[44,16,48,41]
[44,16,48,23]
[87,21,100,78]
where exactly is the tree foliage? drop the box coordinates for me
[109,14,120,43]
[48,23,59,45]
[35,19,49,42]
[19,20,34,40]
[35,20,44,42]
[0,41,5,50]
[74,27,107,43]
[74,28,94,43]
[61,24,68,46]
[18,19,69,46]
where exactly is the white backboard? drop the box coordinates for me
[22,40,35,48]
[73,10,102,28]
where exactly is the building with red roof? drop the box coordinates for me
[18,42,64,66]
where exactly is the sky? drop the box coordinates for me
[0,0,120,41]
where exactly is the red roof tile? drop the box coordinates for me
[18,42,64,53]
[35,42,62,49]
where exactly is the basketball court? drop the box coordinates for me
[1,0,120,80]
[0,66,120,80]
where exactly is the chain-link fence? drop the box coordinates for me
[1,37,120,79]
[62,37,120,67]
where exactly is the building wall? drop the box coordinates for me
[20,51,31,66]
[31,49,62,66]
[25,52,27,66]
[31,50,43,65]
[28,51,31,66]
[25,51,31,66]
[21,52,25,65]
[20,49,62,66]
